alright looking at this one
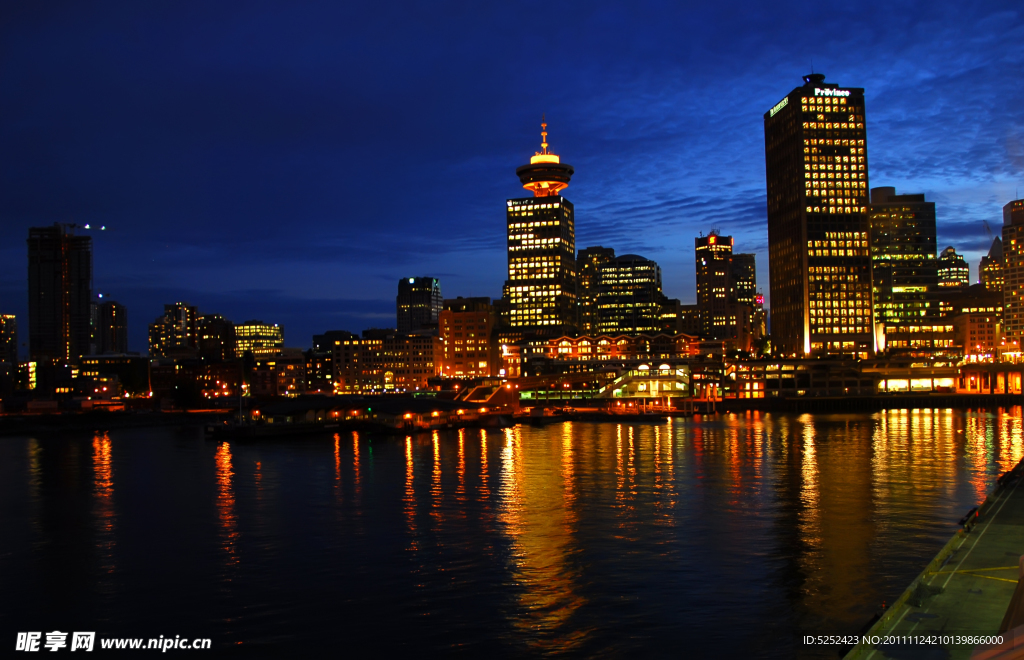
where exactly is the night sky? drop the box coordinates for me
[1,1,1021,355]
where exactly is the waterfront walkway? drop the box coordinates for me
[845,462,1024,660]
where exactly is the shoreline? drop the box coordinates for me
[1,392,1021,437]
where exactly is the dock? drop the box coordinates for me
[844,459,1024,660]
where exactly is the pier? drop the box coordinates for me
[844,458,1024,660]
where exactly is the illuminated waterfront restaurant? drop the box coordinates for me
[937,246,970,289]
[234,320,284,356]
[764,73,873,358]
[595,254,663,334]
[506,333,700,377]
[503,120,577,341]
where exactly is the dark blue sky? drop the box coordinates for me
[1,1,1021,354]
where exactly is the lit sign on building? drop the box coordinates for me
[814,88,850,97]
[769,97,788,117]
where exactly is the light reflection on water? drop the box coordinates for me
[1,409,1022,658]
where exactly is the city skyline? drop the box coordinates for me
[1,2,1021,352]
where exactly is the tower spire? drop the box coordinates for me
[540,114,549,155]
[517,115,573,197]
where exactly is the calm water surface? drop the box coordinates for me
[2,409,1023,658]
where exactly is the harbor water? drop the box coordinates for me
[2,409,1022,658]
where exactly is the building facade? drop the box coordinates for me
[333,331,441,393]
[980,237,1004,294]
[439,297,499,379]
[149,302,198,358]
[764,74,873,358]
[234,320,284,356]
[396,277,442,334]
[503,121,577,341]
[1003,200,1024,339]
[27,224,93,362]
[937,247,970,289]
[577,246,616,334]
[596,254,663,335]
[730,253,758,309]
[93,300,128,355]
[695,233,732,338]
[868,187,939,326]
[197,314,235,361]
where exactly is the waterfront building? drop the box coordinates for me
[763,73,873,358]
[880,321,955,358]
[577,246,616,334]
[196,314,235,361]
[868,187,939,327]
[252,348,307,397]
[27,224,93,362]
[234,320,284,356]
[937,247,969,289]
[93,300,128,354]
[596,254,663,335]
[148,302,198,358]
[508,333,700,377]
[695,233,732,338]
[954,312,1002,360]
[333,330,441,393]
[397,277,442,334]
[503,120,577,341]
[1003,200,1024,339]
[980,237,1003,294]
[79,354,150,397]
[304,349,333,394]
[439,297,499,379]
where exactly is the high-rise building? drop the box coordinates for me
[764,73,873,358]
[312,330,357,353]
[0,313,17,366]
[937,247,970,289]
[1002,200,1024,339]
[0,315,17,388]
[868,187,939,324]
[980,237,1004,294]
[234,320,284,356]
[94,300,128,354]
[503,120,577,341]
[439,297,499,378]
[730,253,758,309]
[396,277,442,333]
[197,314,235,361]
[149,302,198,357]
[577,246,616,334]
[695,233,732,338]
[595,254,663,334]
[27,224,93,362]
